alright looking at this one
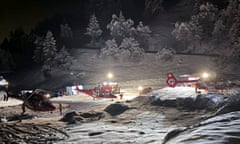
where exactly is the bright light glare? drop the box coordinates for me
[107,72,113,79]
[138,86,143,91]
[202,72,209,79]
[45,93,50,98]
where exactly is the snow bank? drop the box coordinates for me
[148,87,233,110]
[0,98,23,107]
[148,87,197,100]
[165,111,240,144]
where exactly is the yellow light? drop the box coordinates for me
[138,86,143,91]
[107,72,113,79]
[202,72,209,79]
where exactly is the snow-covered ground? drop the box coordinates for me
[165,111,240,144]
[149,87,197,100]
[56,87,240,144]
[59,110,177,144]
[0,98,22,108]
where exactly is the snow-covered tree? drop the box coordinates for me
[172,2,218,53]
[33,31,73,77]
[119,37,144,62]
[85,13,103,46]
[107,11,135,44]
[41,31,58,77]
[212,19,225,43]
[172,22,193,50]
[156,48,175,61]
[197,2,218,39]
[54,46,73,70]
[193,0,202,14]
[212,0,240,68]
[100,39,119,58]
[144,0,164,16]
[33,36,44,63]
[134,21,152,50]
[101,12,152,62]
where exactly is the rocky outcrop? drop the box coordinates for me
[61,111,104,124]
[163,111,240,144]
[215,93,240,115]
[151,94,226,111]
[104,103,130,116]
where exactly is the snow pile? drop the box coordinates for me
[148,87,197,100]
[148,87,233,110]
[164,111,240,144]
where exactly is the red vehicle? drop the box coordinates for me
[75,82,120,99]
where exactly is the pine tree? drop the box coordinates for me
[107,11,134,44]
[33,36,44,64]
[198,2,218,39]
[144,0,164,16]
[172,2,218,53]
[102,12,152,62]
[33,31,73,77]
[85,13,103,46]
[135,21,152,50]
[119,37,144,62]
[41,31,57,77]
[212,19,225,43]
[156,48,175,61]
[172,22,192,49]
[60,23,73,49]
[54,46,73,70]
[100,39,119,58]
[42,31,57,63]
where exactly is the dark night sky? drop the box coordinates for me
[0,0,146,43]
[0,0,72,42]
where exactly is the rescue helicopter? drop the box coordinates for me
[166,72,200,88]
[1,75,56,114]
[166,72,235,94]
[8,89,56,115]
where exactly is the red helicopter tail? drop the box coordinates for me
[166,72,178,87]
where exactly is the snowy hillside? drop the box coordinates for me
[8,48,215,95]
